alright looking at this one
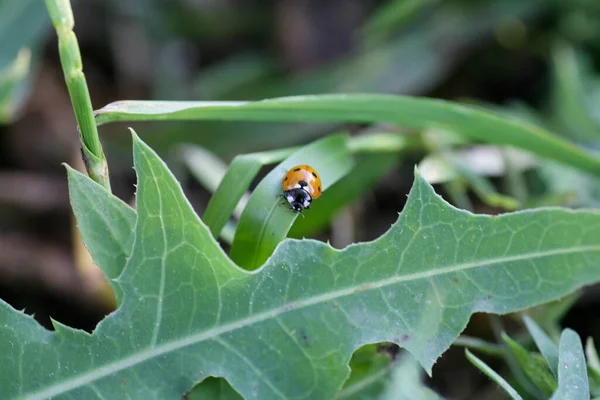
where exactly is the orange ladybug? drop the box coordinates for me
[281,164,322,213]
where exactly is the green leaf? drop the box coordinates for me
[502,333,557,396]
[94,94,600,175]
[523,316,559,378]
[551,329,589,400]
[4,134,600,399]
[229,134,354,270]
[465,349,523,400]
[67,163,136,304]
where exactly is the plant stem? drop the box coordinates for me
[44,0,110,190]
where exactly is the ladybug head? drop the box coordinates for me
[284,188,312,213]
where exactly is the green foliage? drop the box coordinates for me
[523,315,559,378]
[465,349,524,400]
[465,317,594,399]
[0,0,49,122]
[2,133,600,399]
[93,95,600,175]
[502,333,557,396]
[228,134,353,270]
[551,329,589,400]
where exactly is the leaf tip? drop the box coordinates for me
[128,126,139,139]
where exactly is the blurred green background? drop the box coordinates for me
[2,0,600,398]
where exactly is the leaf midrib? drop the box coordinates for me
[24,244,600,400]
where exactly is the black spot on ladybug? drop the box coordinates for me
[298,180,308,187]
[318,186,321,192]
[293,168,301,172]
[312,172,318,178]
[283,176,288,181]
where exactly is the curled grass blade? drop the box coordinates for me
[230,134,354,270]
[186,132,411,242]
[465,349,524,400]
[201,147,297,239]
[94,94,600,175]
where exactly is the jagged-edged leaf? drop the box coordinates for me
[67,166,136,281]
[2,135,600,399]
[551,329,589,400]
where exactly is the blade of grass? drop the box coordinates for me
[94,94,600,175]
[202,147,298,239]
[201,132,413,241]
[523,316,559,378]
[453,335,506,357]
[229,134,354,270]
[550,44,600,142]
[456,163,520,211]
[502,332,557,397]
[465,349,524,400]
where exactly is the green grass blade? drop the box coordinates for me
[502,333,557,396]
[193,133,410,240]
[550,44,600,142]
[94,94,600,175]
[523,316,559,378]
[465,349,524,400]
[456,164,520,211]
[453,335,506,357]
[230,134,354,270]
[201,147,297,239]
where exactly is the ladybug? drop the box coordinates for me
[281,164,322,213]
